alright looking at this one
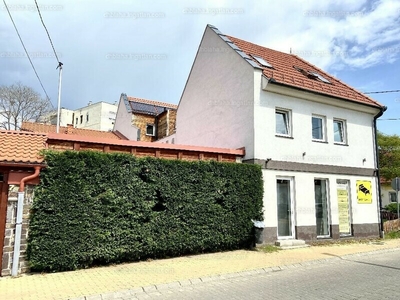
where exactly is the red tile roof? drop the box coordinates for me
[0,130,46,165]
[21,122,124,140]
[226,35,383,108]
[47,133,245,155]
[127,96,178,110]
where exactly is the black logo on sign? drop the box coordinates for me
[359,184,370,195]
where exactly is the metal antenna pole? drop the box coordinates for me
[56,62,63,133]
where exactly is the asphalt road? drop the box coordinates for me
[130,249,400,300]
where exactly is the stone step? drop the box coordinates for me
[275,239,310,249]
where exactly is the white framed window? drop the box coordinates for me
[312,115,326,141]
[333,119,346,144]
[276,108,291,136]
[389,192,397,203]
[146,124,155,136]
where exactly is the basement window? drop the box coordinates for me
[146,124,155,136]
[251,55,273,68]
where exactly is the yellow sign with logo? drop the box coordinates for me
[356,180,372,204]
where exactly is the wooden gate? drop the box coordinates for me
[0,174,8,276]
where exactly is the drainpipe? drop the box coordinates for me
[11,166,41,277]
[373,106,387,239]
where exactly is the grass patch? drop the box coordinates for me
[384,231,400,239]
[257,245,281,253]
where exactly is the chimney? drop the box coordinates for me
[66,124,74,134]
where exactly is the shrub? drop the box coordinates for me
[27,151,263,272]
[384,203,400,214]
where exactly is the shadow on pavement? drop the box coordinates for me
[322,252,400,271]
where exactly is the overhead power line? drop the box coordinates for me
[364,90,400,94]
[3,0,52,106]
[34,0,61,64]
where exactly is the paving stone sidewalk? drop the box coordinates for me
[1,239,399,300]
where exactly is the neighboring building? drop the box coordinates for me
[72,101,118,131]
[381,181,398,208]
[20,121,126,140]
[113,93,177,142]
[176,25,387,243]
[39,102,117,132]
[40,108,74,127]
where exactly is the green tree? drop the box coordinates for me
[378,132,400,181]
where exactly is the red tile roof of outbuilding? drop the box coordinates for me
[21,122,124,140]
[0,130,46,165]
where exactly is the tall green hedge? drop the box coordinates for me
[27,151,263,272]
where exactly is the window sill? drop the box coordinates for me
[312,139,328,144]
[275,134,294,139]
[334,142,348,146]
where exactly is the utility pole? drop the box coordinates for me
[56,62,63,133]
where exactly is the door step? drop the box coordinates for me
[275,239,310,249]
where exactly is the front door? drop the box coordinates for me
[277,178,294,238]
[314,179,330,237]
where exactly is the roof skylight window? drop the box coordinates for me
[309,72,331,84]
[293,66,331,84]
[251,55,273,68]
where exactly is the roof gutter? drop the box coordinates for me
[373,105,387,238]
[11,166,41,277]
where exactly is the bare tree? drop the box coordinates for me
[0,82,52,130]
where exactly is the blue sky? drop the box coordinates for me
[1,0,399,135]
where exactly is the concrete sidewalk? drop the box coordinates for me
[1,239,400,300]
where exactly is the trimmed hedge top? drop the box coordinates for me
[27,151,263,272]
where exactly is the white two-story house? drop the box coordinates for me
[176,25,386,244]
